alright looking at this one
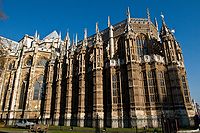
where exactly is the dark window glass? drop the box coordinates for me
[33,75,44,100]
[136,35,148,56]
[26,58,32,66]
[37,58,47,66]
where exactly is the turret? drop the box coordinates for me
[160,13,173,37]
[34,30,40,42]
[63,32,70,61]
[75,33,78,46]
[154,18,161,41]
[108,16,114,58]
[92,22,104,127]
[126,7,131,31]
[147,8,151,23]
[94,22,102,44]
[64,32,70,50]
[160,14,181,64]
[83,28,87,47]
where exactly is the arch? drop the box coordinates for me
[8,60,15,70]
[117,37,126,60]
[136,34,148,56]
[24,55,33,67]
[37,57,48,67]
[33,75,44,100]
[0,59,5,70]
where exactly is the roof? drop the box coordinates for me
[0,36,19,53]
[43,30,59,40]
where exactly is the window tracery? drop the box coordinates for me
[8,61,15,70]
[33,75,45,100]
[26,57,32,67]
[136,34,148,56]
[37,58,48,66]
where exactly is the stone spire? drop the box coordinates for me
[95,22,102,42]
[154,17,160,41]
[108,16,114,58]
[160,13,170,36]
[127,7,131,23]
[59,31,61,39]
[34,30,38,39]
[83,28,87,47]
[84,28,87,40]
[37,34,40,40]
[147,8,151,23]
[34,30,40,41]
[75,33,78,46]
[108,16,111,28]
[96,22,99,34]
[126,7,131,31]
[154,17,158,30]
[65,32,70,50]
[71,34,76,52]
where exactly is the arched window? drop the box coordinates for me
[26,57,32,67]
[8,61,15,70]
[33,75,45,100]
[19,81,26,109]
[0,60,3,69]
[136,34,148,56]
[37,58,48,67]
[112,74,118,104]
[117,37,126,65]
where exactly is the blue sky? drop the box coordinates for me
[0,0,200,103]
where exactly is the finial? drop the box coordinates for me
[154,17,160,41]
[154,17,158,30]
[67,32,70,45]
[84,28,87,40]
[127,7,131,22]
[59,31,61,39]
[171,29,175,34]
[96,22,99,33]
[147,8,151,22]
[34,30,38,39]
[75,33,78,46]
[72,34,74,46]
[161,12,165,23]
[65,32,70,42]
[108,16,111,27]
[65,32,70,47]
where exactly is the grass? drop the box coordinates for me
[47,126,162,133]
[0,126,162,133]
[0,127,27,131]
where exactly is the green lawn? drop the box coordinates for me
[0,126,162,133]
[48,126,162,133]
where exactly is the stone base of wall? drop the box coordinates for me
[0,111,194,128]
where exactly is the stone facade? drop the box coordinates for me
[0,9,195,128]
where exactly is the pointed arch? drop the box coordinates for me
[117,36,125,60]
[136,34,148,56]
[33,75,45,100]
[8,60,15,70]
[37,57,48,67]
[24,55,33,67]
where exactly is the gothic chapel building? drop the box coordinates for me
[0,9,195,128]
